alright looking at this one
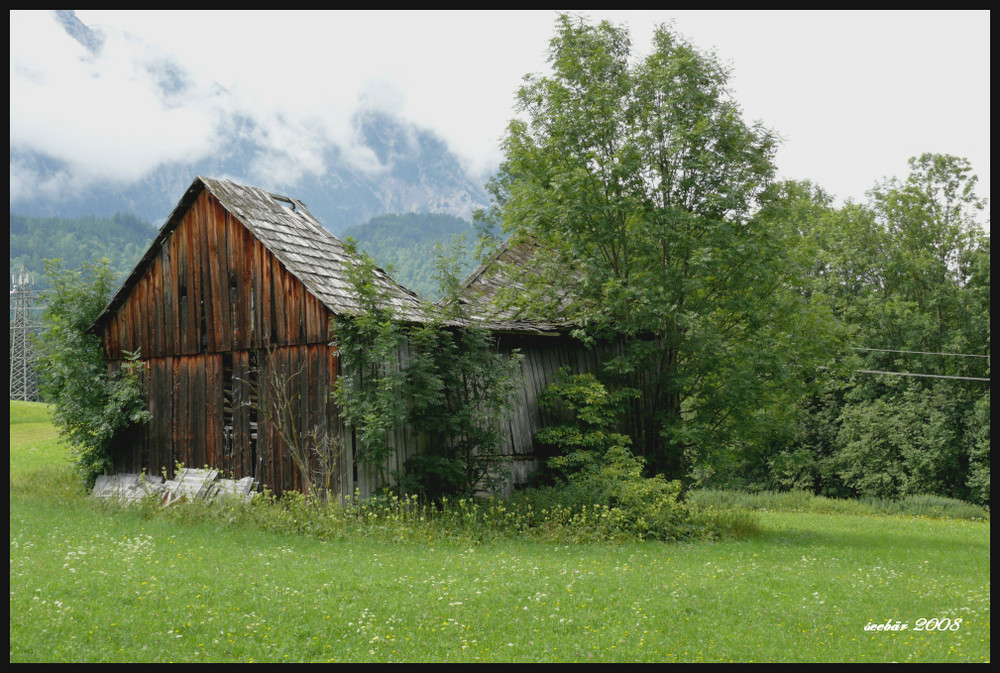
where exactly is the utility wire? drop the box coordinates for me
[851,347,989,359]
[819,366,990,382]
[845,347,990,381]
[853,369,990,382]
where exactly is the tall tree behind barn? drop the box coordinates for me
[90,177,429,496]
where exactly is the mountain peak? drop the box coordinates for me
[53,10,103,54]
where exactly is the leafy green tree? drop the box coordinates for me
[788,155,990,502]
[480,14,839,480]
[836,382,969,499]
[533,368,638,481]
[967,389,990,504]
[331,247,410,483]
[33,259,150,487]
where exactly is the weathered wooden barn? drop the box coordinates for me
[92,176,596,497]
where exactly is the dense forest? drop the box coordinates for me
[720,163,990,504]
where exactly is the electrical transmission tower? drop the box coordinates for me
[10,264,41,401]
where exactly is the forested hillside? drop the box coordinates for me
[9,209,477,301]
[340,212,479,299]
[9,212,156,292]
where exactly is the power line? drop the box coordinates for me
[819,366,990,382]
[851,347,989,359]
[853,369,990,382]
[845,347,991,381]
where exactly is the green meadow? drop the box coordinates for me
[9,401,990,663]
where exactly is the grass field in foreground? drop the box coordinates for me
[9,402,991,662]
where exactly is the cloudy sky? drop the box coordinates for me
[9,10,991,218]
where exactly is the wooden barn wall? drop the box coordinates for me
[250,344,339,496]
[337,332,604,498]
[106,329,606,499]
[101,189,339,496]
[101,189,330,361]
[109,344,338,496]
[106,309,607,498]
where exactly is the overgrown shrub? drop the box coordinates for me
[517,372,706,540]
[333,240,522,500]
[509,447,694,541]
[33,259,151,488]
[534,369,639,481]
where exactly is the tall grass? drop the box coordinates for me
[687,489,990,522]
[9,402,991,662]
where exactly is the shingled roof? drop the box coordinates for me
[91,176,431,332]
[455,236,576,334]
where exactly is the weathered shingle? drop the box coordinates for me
[455,236,576,333]
[202,177,430,322]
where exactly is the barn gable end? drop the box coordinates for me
[98,187,333,360]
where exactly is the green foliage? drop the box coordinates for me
[966,390,990,504]
[399,321,523,500]
[477,13,989,506]
[695,158,990,505]
[773,155,991,504]
[32,259,151,487]
[534,368,638,479]
[331,248,408,473]
[481,14,840,480]
[527,367,704,540]
[332,242,523,500]
[835,383,966,500]
[509,447,694,541]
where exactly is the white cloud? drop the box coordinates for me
[10,10,991,216]
[10,12,226,187]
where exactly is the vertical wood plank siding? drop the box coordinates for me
[103,190,337,495]
[102,191,330,360]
